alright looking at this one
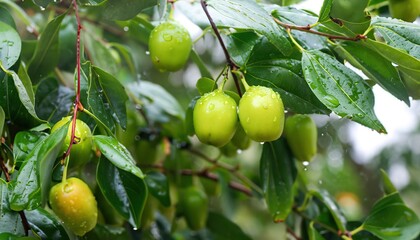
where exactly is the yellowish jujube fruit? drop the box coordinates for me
[49,178,98,236]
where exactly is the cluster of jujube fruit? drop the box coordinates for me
[49,117,98,236]
[148,19,319,163]
[193,85,285,147]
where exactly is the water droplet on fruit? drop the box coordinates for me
[123,26,129,31]
[246,117,250,123]
[302,161,310,166]
[208,103,215,110]
[263,104,268,109]
[273,117,277,122]
[63,184,73,193]
[163,34,172,41]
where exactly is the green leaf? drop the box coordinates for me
[398,66,420,99]
[362,192,420,240]
[93,135,144,179]
[260,138,297,221]
[302,50,386,133]
[144,171,170,207]
[9,124,67,211]
[128,81,184,123]
[96,0,156,20]
[245,38,330,114]
[363,39,420,71]
[35,77,74,122]
[318,0,333,23]
[13,131,47,167]
[0,70,40,127]
[0,6,16,29]
[3,68,40,121]
[92,66,128,130]
[27,13,65,84]
[311,190,347,233]
[206,0,292,55]
[225,31,261,66]
[371,17,420,59]
[380,169,397,195]
[0,106,4,135]
[329,0,370,34]
[25,207,69,240]
[196,77,217,95]
[83,224,130,240]
[206,212,252,240]
[334,41,409,105]
[82,26,119,75]
[0,179,25,236]
[185,96,199,136]
[97,158,147,228]
[0,21,21,70]
[32,0,53,7]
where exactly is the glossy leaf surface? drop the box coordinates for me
[260,138,296,221]
[302,50,386,133]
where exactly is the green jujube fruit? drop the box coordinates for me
[149,21,192,72]
[49,178,98,236]
[284,114,318,162]
[238,86,284,142]
[178,186,208,230]
[51,116,93,169]
[193,90,238,147]
[389,0,420,22]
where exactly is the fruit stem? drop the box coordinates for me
[232,70,250,91]
[62,155,70,182]
[348,225,364,237]
[200,0,243,97]
[286,28,305,53]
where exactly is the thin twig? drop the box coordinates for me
[187,148,264,195]
[141,163,252,196]
[273,18,366,41]
[287,226,302,240]
[200,0,242,96]
[62,0,84,169]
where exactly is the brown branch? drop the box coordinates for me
[62,0,84,166]
[273,18,366,41]
[200,0,242,96]
[141,164,252,196]
[287,226,302,240]
[181,169,252,197]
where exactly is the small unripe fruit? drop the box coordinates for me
[149,21,192,72]
[51,117,93,169]
[193,90,238,147]
[49,178,98,236]
[178,186,208,230]
[238,86,284,142]
[284,114,317,162]
[389,0,420,22]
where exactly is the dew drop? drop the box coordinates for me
[123,26,129,31]
[324,95,340,108]
[163,34,172,41]
[208,103,215,110]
